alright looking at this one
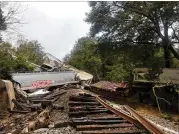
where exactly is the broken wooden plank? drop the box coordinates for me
[52,104,64,110]
[76,124,135,131]
[8,109,30,114]
[21,103,42,111]
[81,130,143,134]
[44,91,66,100]
[69,110,111,116]
[69,102,100,106]
[30,100,53,103]
[52,96,60,102]
[71,116,122,121]
[69,96,96,102]
[72,119,128,125]
[69,107,107,112]
[53,121,72,128]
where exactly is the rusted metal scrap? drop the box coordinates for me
[91,81,128,92]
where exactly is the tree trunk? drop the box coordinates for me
[101,63,105,78]
[162,21,171,68]
[163,45,171,68]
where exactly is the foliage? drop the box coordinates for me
[0,6,7,42]
[0,39,45,80]
[0,2,45,79]
[0,69,12,80]
[0,2,26,40]
[64,36,167,82]
[63,2,179,82]
[172,58,179,68]
[161,113,172,120]
[16,39,45,65]
[0,2,32,79]
[0,43,18,79]
[63,53,70,64]
[64,37,102,81]
[86,1,179,68]
[106,63,131,82]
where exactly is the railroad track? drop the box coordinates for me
[68,93,165,134]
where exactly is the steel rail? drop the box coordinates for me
[95,96,143,129]
[96,96,165,134]
[124,105,165,134]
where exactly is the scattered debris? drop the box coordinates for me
[0,79,69,133]
[22,109,50,133]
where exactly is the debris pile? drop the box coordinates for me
[0,79,67,134]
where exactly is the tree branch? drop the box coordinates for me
[169,44,179,59]
[133,41,161,46]
[149,13,165,40]
[171,26,179,42]
[113,2,149,18]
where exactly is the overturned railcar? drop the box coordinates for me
[12,71,78,91]
[132,68,179,113]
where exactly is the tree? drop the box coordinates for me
[0,2,26,41]
[0,43,15,72]
[0,5,7,42]
[0,42,33,79]
[64,37,102,81]
[63,53,70,64]
[16,39,45,65]
[65,35,165,82]
[86,1,179,68]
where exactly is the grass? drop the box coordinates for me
[161,113,173,120]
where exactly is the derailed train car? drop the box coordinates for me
[12,69,93,91]
[12,71,78,91]
[132,68,179,113]
[11,53,93,91]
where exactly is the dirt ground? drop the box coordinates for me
[109,95,179,122]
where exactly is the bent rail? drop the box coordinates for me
[124,105,165,134]
[96,96,165,134]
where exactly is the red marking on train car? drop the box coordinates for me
[32,80,53,88]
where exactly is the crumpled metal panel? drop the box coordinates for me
[92,81,128,92]
[63,65,93,82]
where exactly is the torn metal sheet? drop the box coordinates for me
[28,89,50,97]
[92,81,128,92]
[63,65,93,84]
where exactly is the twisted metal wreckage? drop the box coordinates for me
[0,53,179,134]
[0,53,93,111]
[1,53,179,113]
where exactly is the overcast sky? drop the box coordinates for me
[9,2,91,60]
